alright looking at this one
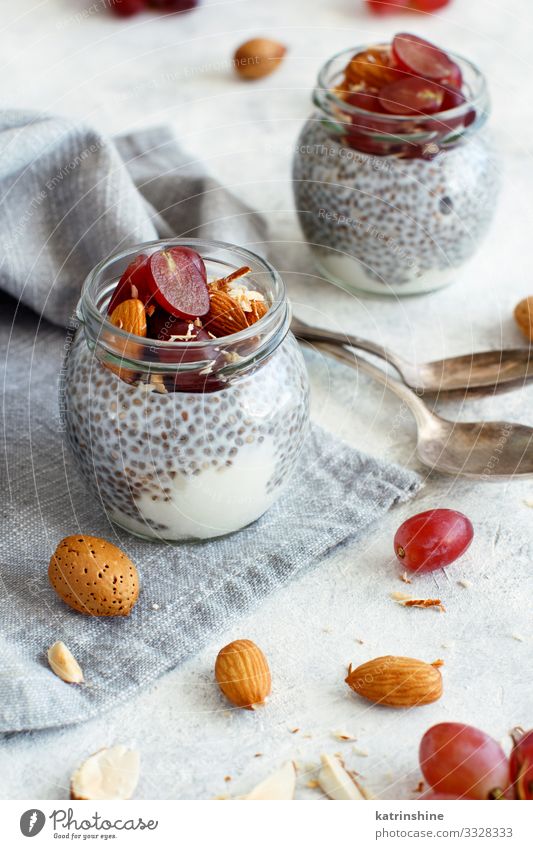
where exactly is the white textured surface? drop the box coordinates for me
[1,0,532,800]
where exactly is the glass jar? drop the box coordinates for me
[61,239,309,542]
[293,46,500,296]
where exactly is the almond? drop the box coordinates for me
[70,746,140,800]
[215,639,271,709]
[247,299,268,326]
[345,655,443,708]
[234,38,287,81]
[47,641,84,684]
[242,762,295,800]
[514,296,533,342]
[205,289,249,337]
[108,298,147,381]
[48,535,139,617]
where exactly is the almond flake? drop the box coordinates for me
[352,746,369,757]
[333,731,356,742]
[400,572,412,584]
[512,633,525,642]
[523,497,533,508]
[457,579,472,588]
[391,591,412,602]
[242,762,296,800]
[47,641,84,685]
[317,754,370,801]
[70,746,139,800]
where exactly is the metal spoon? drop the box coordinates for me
[312,341,533,479]
[292,315,533,394]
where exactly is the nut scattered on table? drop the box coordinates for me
[345,655,443,708]
[234,38,287,80]
[47,641,84,684]
[70,746,140,800]
[215,638,271,709]
[241,761,295,799]
[514,296,533,342]
[317,754,370,800]
[48,535,140,617]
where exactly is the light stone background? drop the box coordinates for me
[0,0,532,800]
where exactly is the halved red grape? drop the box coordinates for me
[420,723,510,800]
[393,33,462,86]
[108,253,151,314]
[394,508,473,573]
[510,729,533,800]
[379,77,445,115]
[148,247,209,319]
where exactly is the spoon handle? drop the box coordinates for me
[291,316,404,374]
[311,342,435,430]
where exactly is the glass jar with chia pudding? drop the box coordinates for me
[293,33,500,296]
[61,239,309,542]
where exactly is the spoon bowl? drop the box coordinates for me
[292,316,533,394]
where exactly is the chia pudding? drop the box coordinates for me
[62,240,309,542]
[293,36,500,296]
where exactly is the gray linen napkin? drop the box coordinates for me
[0,112,422,732]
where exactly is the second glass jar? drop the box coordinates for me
[293,46,500,296]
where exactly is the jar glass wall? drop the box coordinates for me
[61,239,309,542]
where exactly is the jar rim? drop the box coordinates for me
[79,237,288,354]
[315,43,488,126]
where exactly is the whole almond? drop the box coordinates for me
[514,296,533,342]
[234,38,287,81]
[205,289,249,336]
[247,299,268,326]
[49,535,139,617]
[345,655,443,708]
[108,298,147,381]
[215,639,271,709]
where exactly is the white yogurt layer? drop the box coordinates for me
[316,251,461,297]
[110,438,278,541]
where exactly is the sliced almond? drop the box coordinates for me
[317,754,369,800]
[247,299,268,326]
[47,641,84,684]
[243,761,295,800]
[70,746,140,800]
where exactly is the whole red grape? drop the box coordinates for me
[420,723,510,800]
[110,0,146,17]
[394,508,473,573]
[510,729,533,800]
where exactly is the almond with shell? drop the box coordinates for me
[345,655,443,708]
[215,639,271,709]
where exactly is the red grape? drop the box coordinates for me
[393,33,462,87]
[510,729,533,800]
[367,0,450,11]
[394,508,473,573]
[107,254,152,314]
[110,0,145,16]
[420,723,510,799]
[148,247,209,319]
[420,792,470,800]
[379,76,445,115]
